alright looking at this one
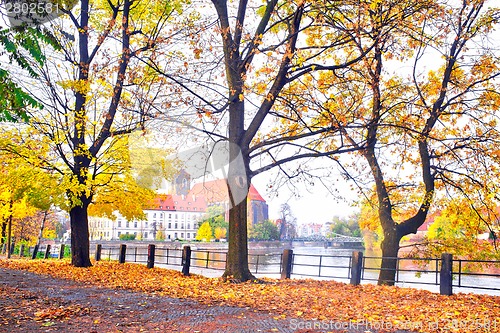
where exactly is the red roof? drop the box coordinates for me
[248,184,265,201]
[190,179,266,204]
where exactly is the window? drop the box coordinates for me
[117,220,122,228]
[174,232,178,239]
[187,223,191,230]
[145,222,149,228]
[134,221,137,228]
[153,213,156,218]
[175,214,178,219]
[181,224,184,229]
[187,233,190,239]
[144,232,148,239]
[167,234,171,239]
[161,213,164,218]
[168,223,172,229]
[175,223,178,229]
[181,233,184,238]
[126,221,129,228]
[134,232,137,236]
[169,214,172,219]
[118,232,121,237]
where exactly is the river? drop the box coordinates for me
[184,244,500,296]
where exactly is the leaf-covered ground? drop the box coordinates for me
[1,259,499,332]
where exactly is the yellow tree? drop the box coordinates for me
[148,0,374,281]
[7,0,185,267]
[196,221,213,241]
[0,132,62,258]
[307,0,500,285]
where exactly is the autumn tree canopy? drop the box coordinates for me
[3,0,186,267]
[301,0,500,285]
[147,0,375,281]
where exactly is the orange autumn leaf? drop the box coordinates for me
[1,259,498,333]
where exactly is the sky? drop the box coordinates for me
[252,172,359,225]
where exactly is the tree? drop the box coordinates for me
[411,199,500,261]
[155,229,166,241]
[199,205,228,238]
[214,227,227,240]
[0,27,56,122]
[196,221,213,241]
[309,0,500,285]
[278,203,297,240]
[147,0,371,281]
[329,215,361,238]
[248,220,279,241]
[6,0,184,267]
[0,137,62,258]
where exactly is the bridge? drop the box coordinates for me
[289,233,364,248]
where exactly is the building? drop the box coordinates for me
[298,223,324,238]
[190,179,269,226]
[89,194,206,241]
[89,174,268,240]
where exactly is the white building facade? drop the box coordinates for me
[89,194,206,241]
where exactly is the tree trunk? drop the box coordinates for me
[69,198,92,267]
[36,210,49,248]
[378,227,402,286]
[6,214,12,259]
[1,220,6,246]
[223,196,255,281]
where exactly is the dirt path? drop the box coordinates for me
[0,267,415,333]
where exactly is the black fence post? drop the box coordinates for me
[10,242,15,256]
[440,253,453,296]
[350,251,363,286]
[44,244,51,259]
[95,244,102,261]
[147,244,156,269]
[182,245,191,276]
[31,245,39,259]
[119,244,127,264]
[59,244,65,259]
[281,249,293,279]
[1,243,5,254]
[19,244,25,258]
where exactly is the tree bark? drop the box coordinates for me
[222,99,255,281]
[378,226,402,285]
[69,197,92,267]
[1,219,6,246]
[6,214,12,259]
[223,193,255,281]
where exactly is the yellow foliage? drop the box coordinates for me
[56,79,90,95]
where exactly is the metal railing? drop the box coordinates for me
[21,243,500,295]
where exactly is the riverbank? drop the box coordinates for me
[89,239,364,251]
[1,258,499,333]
